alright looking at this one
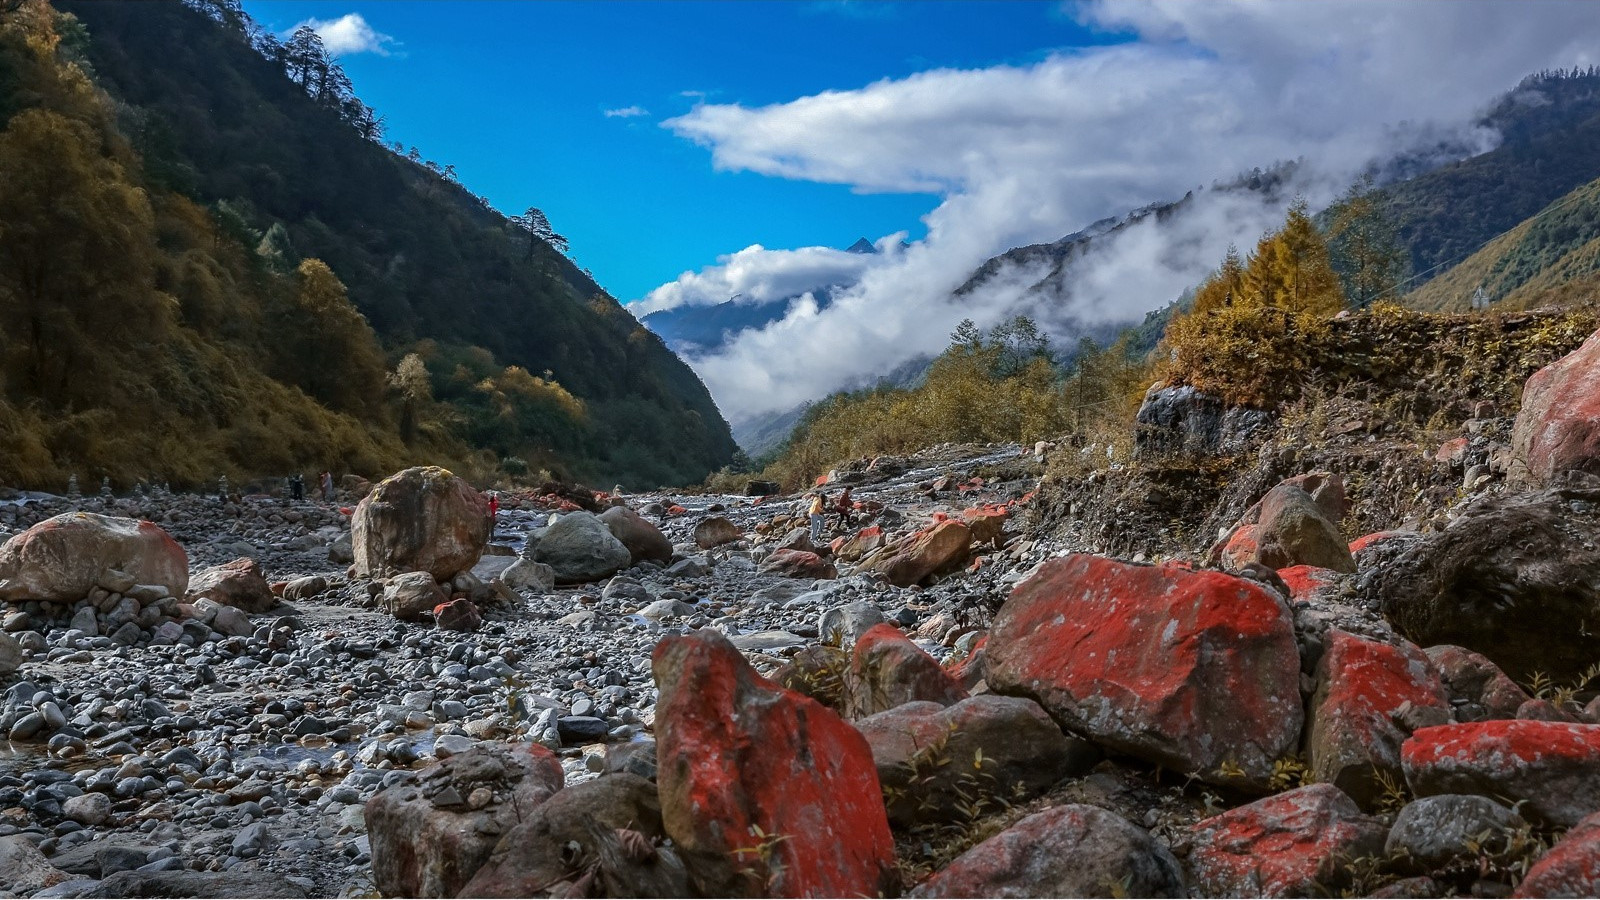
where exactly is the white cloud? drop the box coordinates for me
[604,105,651,119]
[297,13,395,56]
[631,238,899,316]
[656,0,1600,421]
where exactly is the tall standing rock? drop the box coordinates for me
[1511,326,1600,486]
[652,629,896,898]
[986,554,1302,791]
[352,467,489,581]
[0,513,187,602]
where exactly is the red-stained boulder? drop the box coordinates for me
[842,624,968,720]
[652,629,896,898]
[1436,436,1471,465]
[856,696,1098,828]
[1514,808,1600,898]
[960,506,1009,545]
[1307,630,1450,809]
[833,525,885,563]
[758,548,837,580]
[0,513,188,602]
[597,506,673,564]
[352,467,489,580]
[864,520,972,587]
[186,557,274,613]
[1349,530,1409,555]
[910,804,1184,898]
[1426,646,1532,721]
[1187,783,1388,898]
[1277,565,1341,603]
[365,743,564,898]
[433,598,481,633]
[1217,524,1260,570]
[1402,721,1600,827]
[1511,326,1600,486]
[986,555,1302,791]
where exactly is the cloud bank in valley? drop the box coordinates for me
[643,0,1600,423]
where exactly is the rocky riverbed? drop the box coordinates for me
[0,443,1062,898]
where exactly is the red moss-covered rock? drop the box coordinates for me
[842,624,967,719]
[1424,645,1532,721]
[1514,809,1600,898]
[960,505,1009,545]
[758,548,837,580]
[911,804,1184,898]
[1308,630,1449,809]
[1402,721,1600,827]
[352,467,489,580]
[1436,436,1471,465]
[366,742,564,898]
[1277,565,1341,604]
[186,557,274,613]
[433,598,481,633]
[865,520,972,587]
[1349,530,1408,555]
[0,513,188,602]
[986,554,1302,791]
[1188,783,1388,898]
[652,629,896,898]
[832,525,885,563]
[1511,326,1600,486]
[1216,524,1260,570]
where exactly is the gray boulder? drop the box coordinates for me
[531,512,631,584]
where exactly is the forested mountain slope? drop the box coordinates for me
[29,0,735,488]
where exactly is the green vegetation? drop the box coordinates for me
[1408,175,1600,312]
[0,0,736,490]
[730,315,1151,492]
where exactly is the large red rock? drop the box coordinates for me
[1307,630,1449,809]
[1402,721,1600,827]
[986,554,1302,791]
[598,506,673,564]
[365,743,564,898]
[186,557,275,613]
[856,696,1098,828]
[865,520,972,587]
[1277,565,1341,604]
[758,548,837,580]
[1511,326,1600,486]
[842,623,967,719]
[352,467,489,580]
[1514,808,1600,898]
[960,505,1009,545]
[652,629,896,898]
[910,804,1184,898]
[1187,783,1388,898]
[0,513,187,602]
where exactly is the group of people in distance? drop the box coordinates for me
[806,486,854,545]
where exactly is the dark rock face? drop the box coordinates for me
[1363,484,1600,681]
[1135,382,1274,458]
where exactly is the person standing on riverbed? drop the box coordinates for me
[321,471,334,501]
[809,491,827,545]
[488,491,500,537]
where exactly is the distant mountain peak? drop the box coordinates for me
[846,237,877,254]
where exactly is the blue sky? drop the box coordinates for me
[241,1,1125,302]
[242,1,1600,423]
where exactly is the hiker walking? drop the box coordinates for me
[834,486,854,530]
[809,491,827,545]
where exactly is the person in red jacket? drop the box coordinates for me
[488,492,500,536]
